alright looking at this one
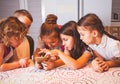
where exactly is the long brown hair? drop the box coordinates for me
[78,13,119,41]
[40,14,60,40]
[60,21,87,59]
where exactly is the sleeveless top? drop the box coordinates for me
[3,46,13,63]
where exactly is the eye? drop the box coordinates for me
[63,38,68,41]
[80,33,84,36]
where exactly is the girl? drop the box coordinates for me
[13,9,33,30]
[13,9,34,59]
[0,18,14,68]
[0,17,30,71]
[34,14,63,60]
[34,14,63,68]
[77,13,120,72]
[40,21,93,70]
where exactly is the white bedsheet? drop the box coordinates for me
[0,65,120,84]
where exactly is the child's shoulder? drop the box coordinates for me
[107,35,120,46]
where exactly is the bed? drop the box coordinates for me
[0,65,120,84]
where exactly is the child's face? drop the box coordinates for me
[60,34,74,50]
[77,26,95,45]
[42,36,59,49]
[8,36,22,48]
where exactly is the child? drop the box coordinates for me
[0,17,30,71]
[13,9,33,30]
[0,18,14,67]
[34,14,62,58]
[45,14,62,29]
[77,13,120,72]
[13,9,34,59]
[34,14,63,68]
[39,21,93,70]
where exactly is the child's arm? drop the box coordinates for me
[0,61,21,71]
[106,57,120,67]
[0,58,30,71]
[91,51,120,72]
[92,57,120,72]
[33,48,40,62]
[91,51,109,72]
[106,42,120,67]
[41,59,64,70]
[0,44,4,65]
[38,49,92,70]
[92,58,106,72]
[51,49,92,70]
[105,41,120,67]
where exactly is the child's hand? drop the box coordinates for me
[45,53,59,61]
[41,61,55,70]
[92,58,109,72]
[92,58,104,72]
[35,61,43,69]
[19,58,30,68]
[98,61,109,71]
[38,49,59,61]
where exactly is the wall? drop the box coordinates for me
[83,0,112,26]
[27,0,42,49]
[0,0,42,49]
[0,0,19,18]
[41,0,79,25]
[0,0,113,49]
[41,0,112,26]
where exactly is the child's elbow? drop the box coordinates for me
[72,67,80,70]
[0,65,5,71]
[70,65,84,70]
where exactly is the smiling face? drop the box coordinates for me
[60,34,74,50]
[41,32,60,49]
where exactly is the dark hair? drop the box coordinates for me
[14,9,33,22]
[0,16,27,45]
[78,13,119,41]
[40,14,60,39]
[60,21,87,59]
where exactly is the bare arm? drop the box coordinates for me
[92,50,120,72]
[54,59,65,67]
[0,61,21,71]
[41,59,65,70]
[0,44,4,65]
[33,48,40,62]
[92,50,120,67]
[106,57,120,67]
[52,49,92,69]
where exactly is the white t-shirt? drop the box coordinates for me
[89,34,120,60]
